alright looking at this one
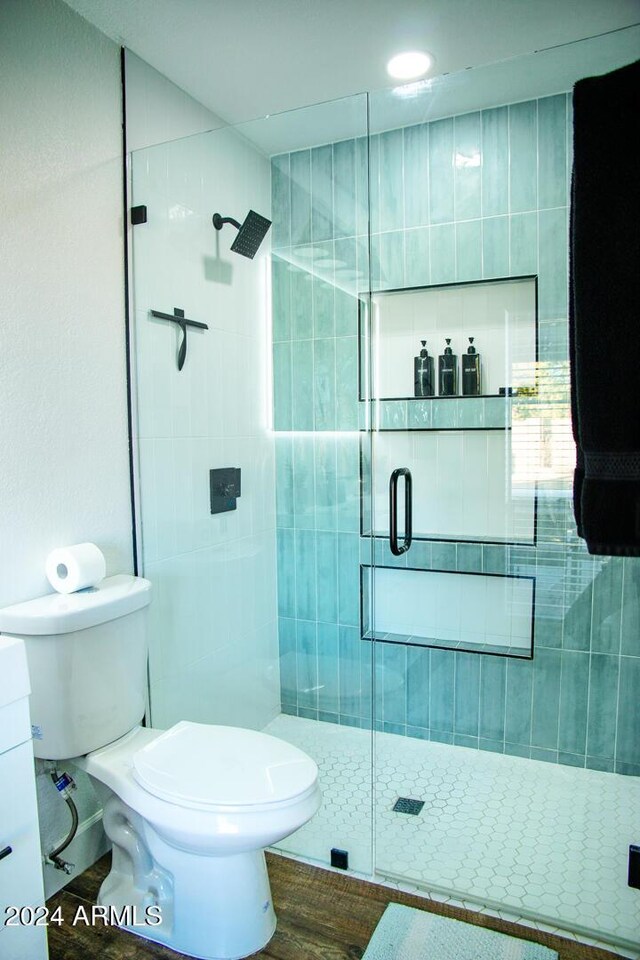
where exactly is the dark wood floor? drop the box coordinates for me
[46,852,625,960]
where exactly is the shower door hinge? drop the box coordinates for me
[131,205,147,225]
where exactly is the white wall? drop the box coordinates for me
[125,50,222,153]
[0,0,132,895]
[127,60,280,732]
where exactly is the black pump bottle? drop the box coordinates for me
[462,337,481,395]
[414,341,434,397]
[438,339,458,396]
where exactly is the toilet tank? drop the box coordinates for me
[0,575,151,760]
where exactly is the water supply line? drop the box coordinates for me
[47,769,79,874]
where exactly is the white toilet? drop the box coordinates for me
[0,575,320,960]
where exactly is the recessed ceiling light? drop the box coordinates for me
[386,50,432,81]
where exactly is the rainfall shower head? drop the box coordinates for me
[212,209,272,259]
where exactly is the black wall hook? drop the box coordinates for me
[149,308,208,371]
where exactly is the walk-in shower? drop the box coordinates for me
[128,28,640,959]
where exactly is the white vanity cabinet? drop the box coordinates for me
[0,636,48,960]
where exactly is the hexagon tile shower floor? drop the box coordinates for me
[264,715,640,957]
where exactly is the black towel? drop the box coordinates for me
[570,58,640,556]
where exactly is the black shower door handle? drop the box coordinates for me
[389,468,413,556]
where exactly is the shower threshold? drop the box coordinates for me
[264,714,640,959]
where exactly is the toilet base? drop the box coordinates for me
[99,793,277,960]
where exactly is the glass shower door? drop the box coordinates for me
[366,35,640,956]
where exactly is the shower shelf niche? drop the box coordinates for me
[360,564,535,659]
[358,395,514,432]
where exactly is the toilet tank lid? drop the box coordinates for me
[0,575,151,636]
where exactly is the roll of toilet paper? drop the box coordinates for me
[45,542,107,594]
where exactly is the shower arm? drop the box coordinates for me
[212,213,241,231]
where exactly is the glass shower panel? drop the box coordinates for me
[368,31,640,955]
[129,93,375,874]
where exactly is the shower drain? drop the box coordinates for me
[392,797,425,815]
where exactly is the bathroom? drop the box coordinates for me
[1,1,639,958]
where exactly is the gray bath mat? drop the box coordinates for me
[363,903,558,960]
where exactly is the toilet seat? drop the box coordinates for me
[132,720,318,810]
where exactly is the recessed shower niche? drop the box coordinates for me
[360,275,538,546]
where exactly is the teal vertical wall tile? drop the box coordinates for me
[335,285,357,339]
[381,643,407,724]
[410,541,432,569]
[404,123,429,228]
[537,94,567,210]
[479,657,506,740]
[272,257,291,342]
[290,149,311,245]
[563,580,592,651]
[336,436,360,533]
[509,100,537,213]
[314,337,336,431]
[315,533,338,622]
[430,649,455,733]
[408,399,432,429]
[429,118,454,224]
[278,617,297,707]
[292,435,315,528]
[291,339,314,430]
[505,656,533,744]
[621,558,640,655]
[291,266,313,339]
[272,341,292,430]
[359,635,373,722]
[531,647,561,749]
[453,111,481,221]
[457,543,482,572]
[456,220,482,281]
[538,208,568,321]
[404,227,430,287]
[294,530,317,621]
[271,154,291,248]
[430,223,456,284]
[482,217,509,278]
[275,436,294,528]
[534,615,563,650]
[334,234,358,278]
[557,651,589,755]
[432,542,457,570]
[314,435,337,531]
[586,653,619,759]
[616,657,640,765]
[277,529,295,617]
[312,272,335,339]
[317,622,339,713]
[454,653,480,736]
[378,129,404,232]
[481,106,508,217]
[335,336,358,430]
[339,624,362,717]
[337,533,360,626]
[483,545,507,574]
[369,134,381,235]
[591,559,623,654]
[510,212,538,275]
[376,231,404,290]
[311,144,333,243]
[355,135,369,238]
[333,138,356,239]
[297,619,318,711]
[407,646,430,728]
[530,747,557,763]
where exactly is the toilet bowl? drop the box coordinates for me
[0,575,321,960]
[75,722,321,960]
